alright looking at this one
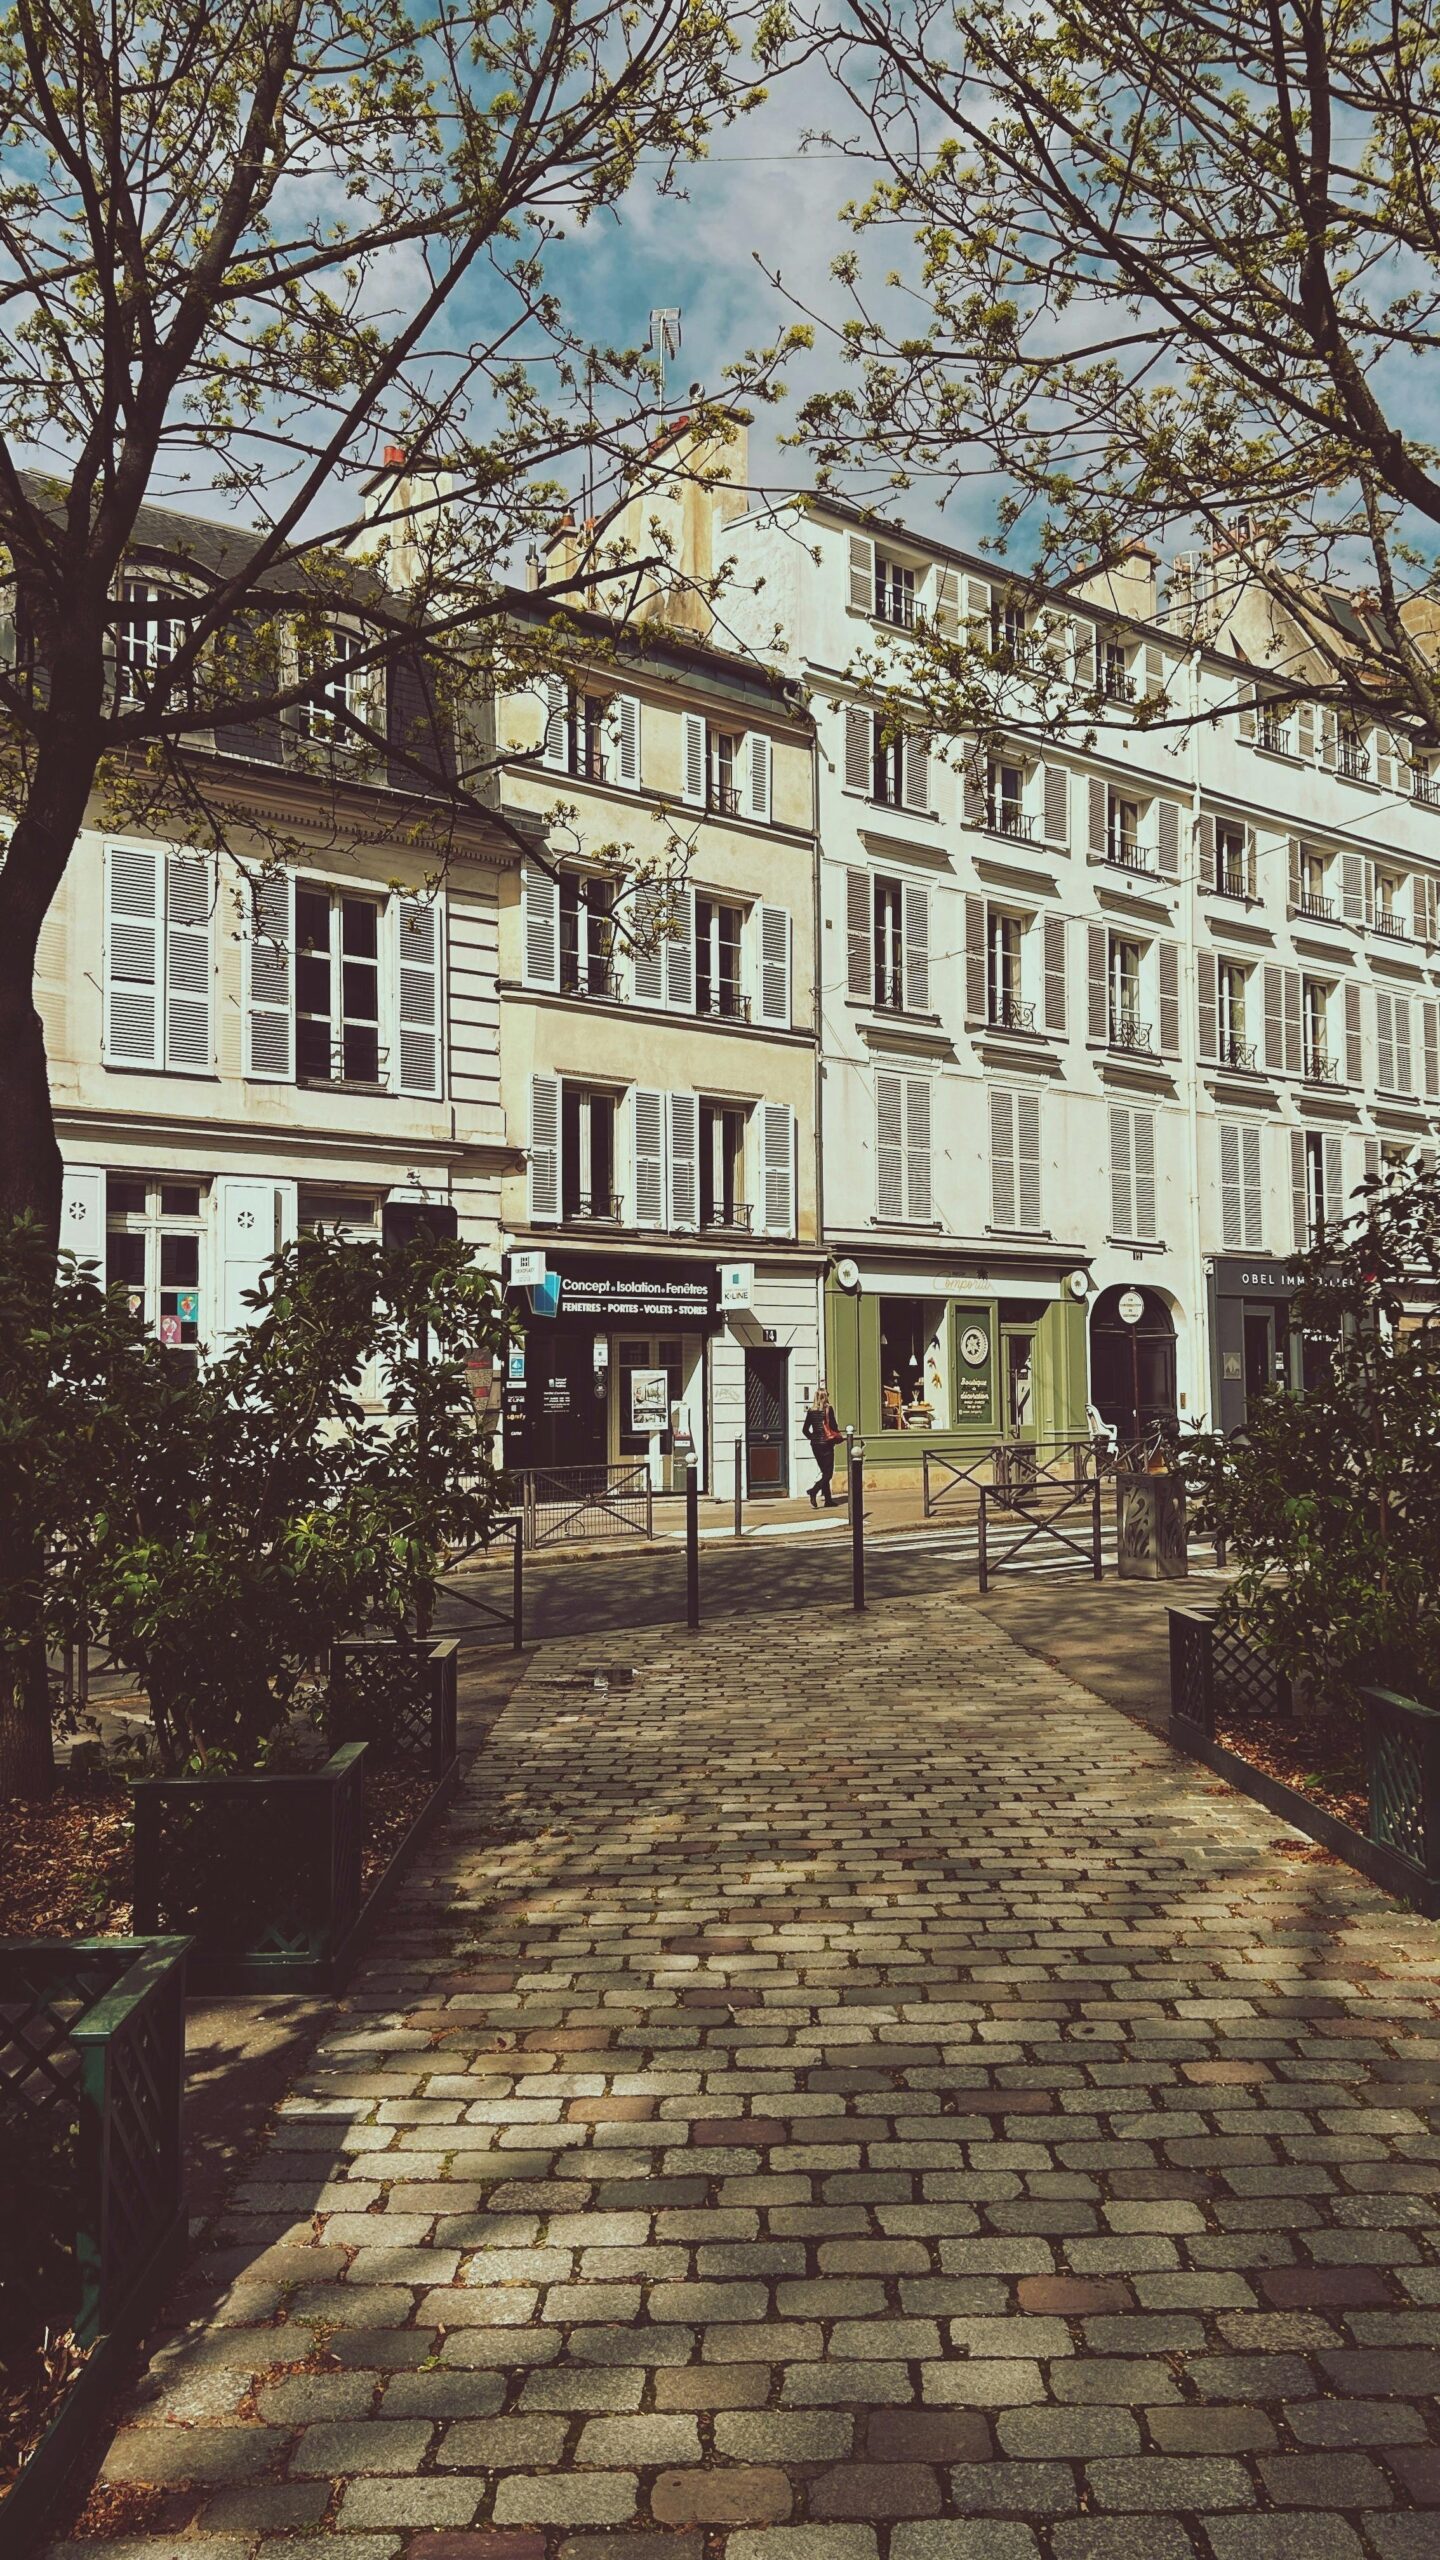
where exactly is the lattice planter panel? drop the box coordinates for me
[132,1745,366,1993]
[329,1637,458,1782]
[1363,1688,1440,1886]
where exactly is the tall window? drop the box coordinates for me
[695,898,746,1018]
[295,888,382,1083]
[872,723,904,807]
[1109,935,1147,1047]
[986,757,1030,839]
[699,1101,748,1230]
[988,911,1027,1029]
[1216,822,1248,899]
[1102,639,1134,702]
[1302,977,1332,1080]
[1107,789,1143,869]
[1338,722,1370,782]
[992,597,1029,658]
[106,1173,203,1360]
[560,1086,618,1220]
[1305,1131,1330,1238]
[874,876,903,1010]
[707,728,741,815]
[559,873,614,995]
[1218,962,1250,1065]
[1298,848,1331,919]
[1374,871,1407,938]
[874,554,916,626]
[299,625,367,743]
[115,581,187,706]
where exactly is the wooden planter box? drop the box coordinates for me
[131,1640,461,1994]
[0,1937,190,2554]
[1167,1609,1440,1915]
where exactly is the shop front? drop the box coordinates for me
[504,1255,719,1489]
[1207,1254,1332,1433]
[824,1256,1091,1472]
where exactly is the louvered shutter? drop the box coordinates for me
[1088,925,1107,1040]
[847,870,872,998]
[1158,942,1180,1056]
[1199,811,1216,889]
[757,903,791,1026]
[669,1091,699,1232]
[744,730,772,823]
[523,861,560,989]
[1016,1089,1042,1229]
[1377,988,1395,1090]
[681,713,706,808]
[1242,1125,1264,1248]
[632,1087,666,1227]
[934,566,960,635]
[894,1078,927,1222]
[1344,981,1362,1085]
[541,675,566,769]
[528,1075,559,1223]
[1157,802,1179,878]
[216,1178,281,1348]
[104,841,162,1066]
[1110,1106,1134,1238]
[396,895,442,1096]
[1043,763,1068,846]
[1220,1124,1242,1249]
[877,1074,905,1221]
[1263,966,1283,1073]
[843,705,871,793]
[1043,916,1067,1034]
[613,692,641,788]
[1088,776,1105,856]
[1418,876,1438,945]
[1283,971,1302,1076]
[848,533,875,612]
[1288,839,1303,910]
[965,895,987,1023]
[630,880,665,1007]
[902,882,930,1012]
[963,757,984,828]
[1376,731,1398,792]
[761,1103,795,1237]
[1245,827,1258,897]
[1365,1138,1382,1187]
[1238,685,1256,740]
[166,851,212,1071]
[1297,699,1316,760]
[1395,993,1414,1093]
[1292,1129,1308,1249]
[246,867,294,1081]
[989,1087,1017,1227]
[903,732,929,813]
[1134,1109,1157,1238]
[1341,853,1369,926]
[664,884,694,1011]
[1145,643,1166,702]
[1423,1000,1440,1099]
[1324,1133,1344,1229]
[1198,951,1218,1062]
[966,575,992,633]
[1071,620,1097,688]
[58,1164,104,1270]
[1321,707,1338,770]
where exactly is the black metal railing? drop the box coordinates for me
[563,1191,625,1225]
[987,805,1036,841]
[978,1478,1103,1590]
[697,987,751,1022]
[1304,1046,1340,1085]
[989,995,1037,1034]
[1103,667,1136,703]
[1339,743,1370,782]
[874,968,906,1012]
[1257,718,1291,754]
[517,1462,654,1549]
[1110,1010,1155,1053]
[1168,1607,1293,1739]
[1373,909,1409,941]
[1222,1035,1258,1071]
[1216,863,1251,900]
[1296,891,1334,921]
[1107,838,1155,876]
[700,1202,753,1233]
[875,590,916,628]
[707,781,742,817]
[922,1437,1101,1517]
[1412,771,1440,808]
[559,962,621,1000]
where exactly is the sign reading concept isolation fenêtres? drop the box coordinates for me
[550,1260,722,1328]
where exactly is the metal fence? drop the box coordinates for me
[977,1479,1104,1591]
[923,1437,1101,1518]
[517,1463,654,1549]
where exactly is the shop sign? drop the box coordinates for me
[720,1261,755,1311]
[956,1376,992,1418]
[1212,1258,1308,1296]
[510,1250,548,1287]
[630,1368,670,1430]
[958,1322,989,1369]
[1117,1289,1146,1326]
[543,1376,572,1416]
[507,1347,526,1382]
[554,1259,721,1328]
[529,1273,562,1318]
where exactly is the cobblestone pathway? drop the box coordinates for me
[70,1598,1440,2560]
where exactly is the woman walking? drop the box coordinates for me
[803,1382,842,1508]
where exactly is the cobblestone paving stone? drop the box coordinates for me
[56,1598,1440,2559]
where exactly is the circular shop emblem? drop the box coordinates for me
[959,1323,989,1367]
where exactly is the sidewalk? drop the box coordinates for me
[59,1590,1440,2560]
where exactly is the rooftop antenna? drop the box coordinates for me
[646,308,683,422]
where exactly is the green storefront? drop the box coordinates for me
[824,1260,1091,1469]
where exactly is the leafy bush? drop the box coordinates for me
[1180,1162,1440,1709]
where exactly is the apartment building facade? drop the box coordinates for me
[495,603,823,1500]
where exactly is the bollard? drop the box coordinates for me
[734,1437,744,1541]
[849,1431,866,1612]
[512,1515,525,1650]
[686,1456,701,1630]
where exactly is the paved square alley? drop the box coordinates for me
[61,1596,1440,2560]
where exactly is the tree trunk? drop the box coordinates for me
[0,1637,56,1800]
[0,953,63,1245]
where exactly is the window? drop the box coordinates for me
[299,625,367,744]
[843,705,927,813]
[861,872,929,1013]
[874,878,903,1010]
[561,1085,619,1221]
[1109,936,1150,1050]
[1220,1125,1264,1250]
[1338,722,1371,782]
[1107,789,1148,872]
[1373,871,1408,940]
[1218,963,1253,1068]
[559,873,616,997]
[106,1173,204,1360]
[1101,639,1134,703]
[706,727,742,816]
[876,1072,932,1223]
[1302,977,1335,1082]
[986,757,1033,841]
[1257,701,1292,755]
[699,1101,749,1231]
[568,690,609,780]
[298,1188,380,1239]
[1109,1106,1157,1242]
[875,554,916,627]
[114,581,187,706]
[1297,848,1332,921]
[873,723,905,808]
[104,843,213,1073]
[1413,759,1440,810]
[695,898,747,1019]
[990,1087,1042,1230]
[987,911,1031,1031]
[878,1298,947,1429]
[1215,822,1249,900]
[543,682,641,788]
[618,1335,689,1458]
[1305,1130,1334,1239]
[295,888,382,1083]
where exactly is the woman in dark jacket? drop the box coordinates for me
[803,1383,842,1508]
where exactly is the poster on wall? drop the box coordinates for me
[954,1311,993,1424]
[630,1368,670,1431]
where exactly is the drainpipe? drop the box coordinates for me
[1182,639,1208,1426]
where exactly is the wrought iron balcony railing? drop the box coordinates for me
[1304,1047,1340,1086]
[1257,717,1291,754]
[700,1202,753,1234]
[1222,1035,1258,1071]
[707,781,741,817]
[564,1191,625,1224]
[1103,666,1136,703]
[1107,836,1155,876]
[1373,909,1410,941]
[1412,770,1440,808]
[1109,1010,1154,1054]
[1338,743,1371,782]
[1295,891,1334,921]
[987,803,1036,841]
[988,994,1037,1034]
[1216,863,1251,900]
[874,968,906,1013]
[697,986,752,1022]
[559,962,620,1000]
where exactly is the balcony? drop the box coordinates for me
[1222,1035,1258,1072]
[1295,891,1334,922]
[988,995,1037,1035]
[1373,908,1410,942]
[874,968,906,1014]
[987,803,1036,842]
[1338,743,1371,783]
[697,986,752,1023]
[297,1037,388,1091]
[1257,717,1291,754]
[1102,667,1136,704]
[1412,770,1440,808]
[1215,862,1251,901]
[563,1191,625,1226]
[559,962,620,1001]
[707,781,741,817]
[1107,836,1156,878]
[1304,1047,1340,1087]
[1109,1010,1154,1055]
[700,1202,753,1235]
[875,590,916,629]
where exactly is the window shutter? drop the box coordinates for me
[216,1178,281,1349]
[1377,988,1395,1090]
[903,1080,931,1221]
[965,895,987,1023]
[1242,1124,1264,1248]
[902,732,929,813]
[1043,915,1067,1034]
[1016,1089,1042,1230]
[632,1087,666,1227]
[165,851,212,1071]
[1088,924,1107,1041]
[1157,802,1179,878]
[1376,730,1398,792]
[541,675,566,769]
[1043,763,1068,847]
[1365,1137,1382,1187]
[1238,684,1256,741]
[1288,838,1302,910]
[847,869,872,999]
[1220,1124,1242,1249]
[1321,707,1338,770]
[1144,642,1166,701]
[757,902,792,1027]
[1395,992,1414,1093]
[1263,965,1283,1074]
[1341,852,1368,925]
[1245,827,1258,897]
[744,729,773,824]
[848,533,875,613]
[396,894,442,1097]
[1088,776,1105,856]
[902,882,930,1012]
[1324,1133,1344,1228]
[1423,999,1440,1100]
[630,880,665,1007]
[1133,1108,1157,1239]
[1110,1105,1134,1238]
[528,1074,560,1223]
[1198,950,1218,1062]
[761,1102,796,1237]
[104,841,162,1067]
[1419,876,1438,945]
[934,566,960,635]
[613,692,641,789]
[1283,970,1302,1076]
[876,1073,905,1221]
[58,1164,104,1270]
[1297,698,1316,760]
[1344,980,1362,1085]
[963,756,984,829]
[966,575,992,631]
[1199,811,1216,889]
[1158,941,1180,1056]
[681,713,706,808]
[245,867,294,1081]
[843,705,871,793]
[522,861,560,989]
[989,1087,1017,1228]
[1291,1129,1308,1250]
[1071,620,1097,688]
[664,884,694,1011]
[669,1090,699,1232]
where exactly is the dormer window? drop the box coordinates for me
[874,555,916,628]
[1338,722,1370,783]
[299,626,368,745]
[991,598,1031,661]
[115,580,187,706]
[1102,640,1135,704]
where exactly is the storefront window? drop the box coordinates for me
[618,1335,689,1457]
[878,1297,947,1429]
[106,1173,204,1360]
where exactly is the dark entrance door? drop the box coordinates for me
[524,1321,607,1471]
[1243,1307,1275,1413]
[744,1349,789,1495]
[1089,1287,1179,1445]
